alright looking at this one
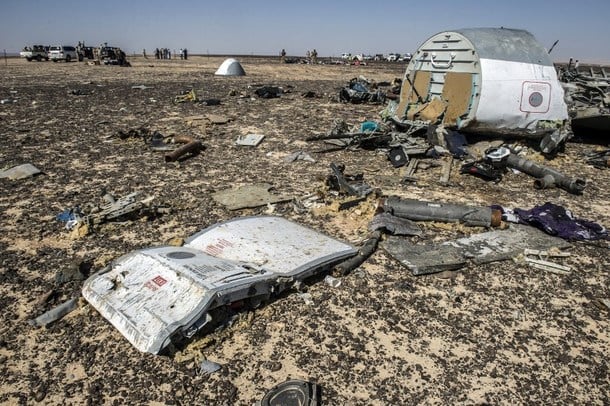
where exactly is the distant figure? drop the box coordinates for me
[280,48,286,63]
[567,57,573,71]
[183,48,188,60]
[143,49,148,59]
[306,50,311,63]
[574,59,580,71]
[154,48,160,59]
[311,49,318,64]
[179,48,183,60]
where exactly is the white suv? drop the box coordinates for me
[48,45,77,62]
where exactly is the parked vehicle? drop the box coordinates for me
[399,53,413,62]
[386,53,400,62]
[19,45,49,62]
[48,45,78,62]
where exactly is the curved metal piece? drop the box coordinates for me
[430,52,455,69]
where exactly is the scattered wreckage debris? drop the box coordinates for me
[259,379,321,406]
[198,360,222,376]
[0,163,41,180]
[327,163,373,198]
[382,224,570,275]
[284,151,316,163]
[460,146,587,194]
[174,89,221,105]
[82,216,357,354]
[235,133,265,146]
[382,196,502,227]
[68,89,89,96]
[332,231,382,277]
[164,136,203,162]
[212,183,293,210]
[369,213,423,236]
[504,150,586,194]
[559,65,610,134]
[56,192,170,233]
[114,128,204,161]
[585,149,610,168]
[254,86,284,99]
[516,248,572,275]
[29,297,78,327]
[338,76,399,104]
[394,28,569,154]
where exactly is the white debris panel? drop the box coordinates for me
[82,216,356,354]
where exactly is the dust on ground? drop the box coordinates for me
[0,56,609,405]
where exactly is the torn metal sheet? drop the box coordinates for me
[395,28,567,136]
[368,213,423,236]
[383,224,570,275]
[444,224,571,264]
[83,216,356,354]
[382,240,466,275]
[212,183,292,210]
[235,133,265,146]
[0,163,41,180]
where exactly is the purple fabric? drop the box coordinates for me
[513,202,608,241]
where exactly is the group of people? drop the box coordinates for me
[151,48,188,60]
[281,49,318,64]
[305,49,318,64]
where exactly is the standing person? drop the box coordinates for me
[280,48,286,63]
[179,48,183,60]
[183,48,188,60]
[305,50,310,63]
[311,49,318,64]
[143,48,148,59]
[154,48,160,59]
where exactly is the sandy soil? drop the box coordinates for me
[0,56,609,405]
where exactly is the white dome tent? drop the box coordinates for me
[215,58,246,76]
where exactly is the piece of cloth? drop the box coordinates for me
[511,202,608,241]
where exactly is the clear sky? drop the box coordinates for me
[2,0,609,63]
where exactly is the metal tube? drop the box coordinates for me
[29,298,78,327]
[383,197,501,227]
[505,153,586,194]
[164,140,202,162]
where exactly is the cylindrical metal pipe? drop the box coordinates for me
[505,153,586,194]
[165,140,202,162]
[383,197,501,227]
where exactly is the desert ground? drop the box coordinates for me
[0,56,608,405]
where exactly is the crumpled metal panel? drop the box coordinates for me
[185,216,357,279]
[83,216,356,354]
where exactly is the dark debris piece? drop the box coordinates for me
[260,380,321,406]
[255,86,283,99]
[586,149,610,168]
[327,163,372,197]
[460,160,504,182]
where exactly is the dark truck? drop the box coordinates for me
[19,45,49,62]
